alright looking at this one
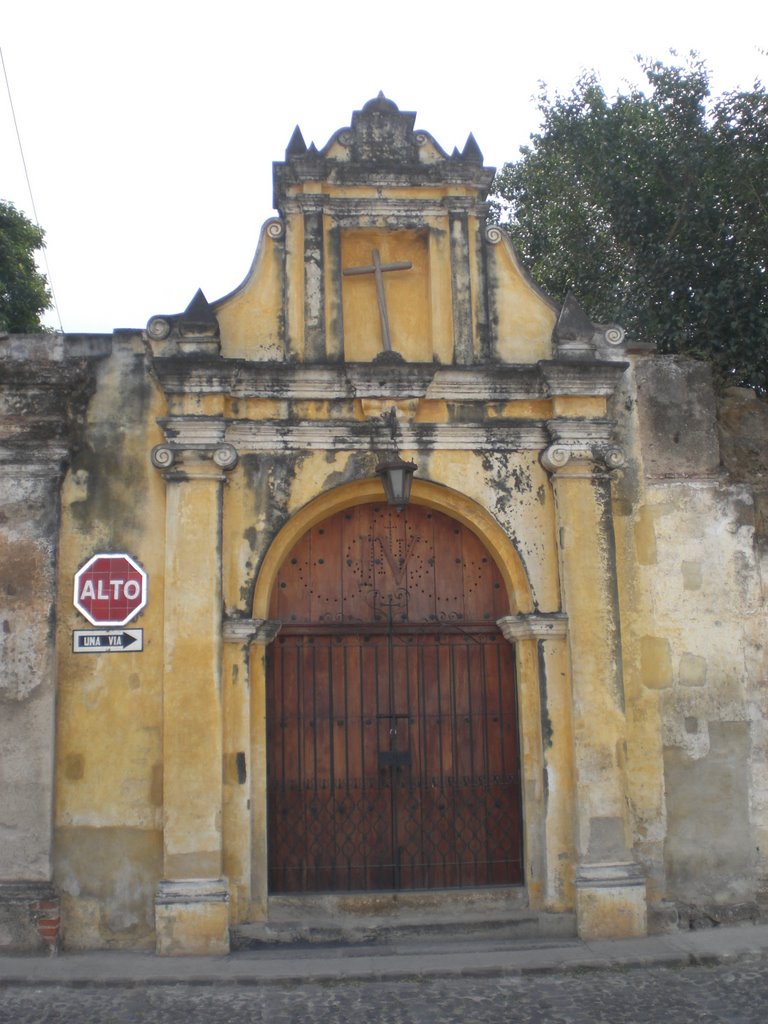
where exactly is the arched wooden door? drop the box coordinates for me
[267,502,523,893]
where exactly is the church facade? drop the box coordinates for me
[1,96,766,955]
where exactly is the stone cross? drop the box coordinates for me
[343,248,412,352]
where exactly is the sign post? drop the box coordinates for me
[73,553,148,627]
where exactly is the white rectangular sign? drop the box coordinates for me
[73,629,143,653]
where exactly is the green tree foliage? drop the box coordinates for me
[0,200,51,332]
[490,56,768,390]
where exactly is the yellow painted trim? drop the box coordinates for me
[252,477,534,619]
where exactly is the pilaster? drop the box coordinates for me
[447,201,473,364]
[221,617,281,922]
[541,440,647,938]
[151,442,237,955]
[498,614,576,912]
[303,201,326,361]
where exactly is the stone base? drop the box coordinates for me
[575,862,647,939]
[154,879,230,956]
[0,882,60,954]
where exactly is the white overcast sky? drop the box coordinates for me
[2,1,766,333]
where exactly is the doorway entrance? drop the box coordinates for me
[266,502,523,893]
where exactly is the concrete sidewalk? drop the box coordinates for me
[1,924,767,987]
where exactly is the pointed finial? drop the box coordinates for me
[286,125,307,158]
[183,289,215,320]
[461,132,483,163]
[362,92,400,113]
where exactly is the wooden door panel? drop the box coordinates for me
[270,503,509,628]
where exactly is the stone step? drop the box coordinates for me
[231,892,576,950]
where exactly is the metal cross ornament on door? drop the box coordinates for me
[343,248,412,352]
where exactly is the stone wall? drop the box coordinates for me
[0,332,104,951]
[614,354,768,929]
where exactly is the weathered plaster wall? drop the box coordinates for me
[0,471,61,880]
[614,355,768,925]
[1,332,100,951]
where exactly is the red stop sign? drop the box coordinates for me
[74,553,148,626]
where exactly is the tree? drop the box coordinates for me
[0,200,51,332]
[490,56,768,390]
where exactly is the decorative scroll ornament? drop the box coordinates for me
[150,445,175,469]
[414,132,429,147]
[212,444,238,469]
[539,444,574,472]
[604,324,626,347]
[265,219,284,240]
[602,446,626,469]
[146,317,171,340]
[485,225,504,245]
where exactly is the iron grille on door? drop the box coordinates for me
[267,628,522,892]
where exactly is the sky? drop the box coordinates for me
[2,1,766,334]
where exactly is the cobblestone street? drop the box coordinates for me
[1,958,766,1024]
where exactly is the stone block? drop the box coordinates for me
[664,721,754,904]
[679,653,707,687]
[154,879,230,956]
[681,561,702,590]
[640,636,673,689]
[635,357,719,477]
[575,863,647,939]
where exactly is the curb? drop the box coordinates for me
[0,944,766,988]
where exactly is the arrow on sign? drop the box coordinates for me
[73,629,144,653]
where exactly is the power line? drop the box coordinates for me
[1,45,64,332]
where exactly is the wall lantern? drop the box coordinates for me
[376,407,417,510]
[377,453,417,510]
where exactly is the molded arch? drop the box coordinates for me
[251,478,535,620]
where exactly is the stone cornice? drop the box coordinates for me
[150,359,626,403]
[539,360,629,397]
[547,418,616,444]
[281,196,490,222]
[157,416,549,452]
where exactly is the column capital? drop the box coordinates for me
[540,442,625,476]
[222,617,282,646]
[542,417,625,476]
[150,443,238,480]
[497,613,568,642]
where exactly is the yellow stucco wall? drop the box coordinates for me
[55,335,168,948]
